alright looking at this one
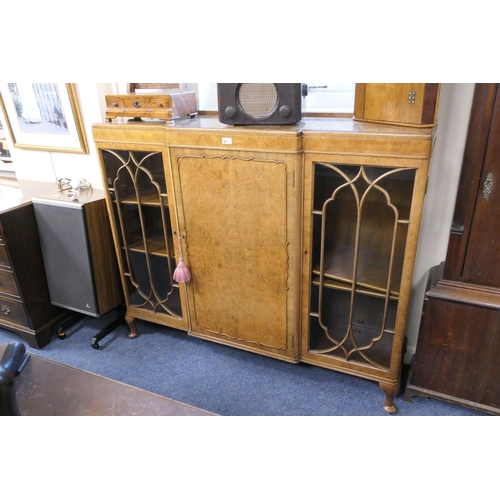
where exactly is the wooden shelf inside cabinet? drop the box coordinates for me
[312,243,402,298]
[312,277,399,301]
[113,192,168,207]
[126,233,173,257]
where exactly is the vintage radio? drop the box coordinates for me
[354,83,441,128]
[217,83,306,125]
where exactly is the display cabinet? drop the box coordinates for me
[300,120,434,413]
[92,124,188,336]
[92,116,434,413]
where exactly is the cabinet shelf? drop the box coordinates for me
[312,277,399,301]
[126,233,172,257]
[111,189,168,207]
[312,243,402,297]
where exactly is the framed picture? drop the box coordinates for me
[0,83,88,153]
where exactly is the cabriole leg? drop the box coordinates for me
[125,314,138,339]
[379,382,400,414]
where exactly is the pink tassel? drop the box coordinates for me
[173,236,191,283]
[173,257,191,283]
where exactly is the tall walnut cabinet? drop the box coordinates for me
[93,117,434,413]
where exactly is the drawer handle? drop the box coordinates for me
[1,304,11,315]
[132,100,141,108]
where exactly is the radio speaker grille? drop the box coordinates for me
[238,84,278,118]
[217,83,303,125]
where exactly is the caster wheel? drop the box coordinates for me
[58,331,67,340]
[91,342,99,350]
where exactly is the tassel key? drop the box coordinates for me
[173,236,191,283]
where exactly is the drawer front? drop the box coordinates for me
[105,96,124,118]
[0,244,10,267]
[0,268,20,297]
[149,97,171,119]
[0,295,29,328]
[122,96,152,117]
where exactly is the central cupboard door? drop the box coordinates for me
[170,149,301,361]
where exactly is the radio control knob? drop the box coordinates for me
[225,106,237,118]
[279,105,291,118]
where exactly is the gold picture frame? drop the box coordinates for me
[0,83,88,154]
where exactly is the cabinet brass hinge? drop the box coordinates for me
[408,90,416,104]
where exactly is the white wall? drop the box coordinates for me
[1,82,476,356]
[2,83,115,190]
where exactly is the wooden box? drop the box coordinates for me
[354,83,440,127]
[105,91,198,124]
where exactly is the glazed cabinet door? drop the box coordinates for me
[97,144,188,336]
[301,156,428,413]
[169,148,301,361]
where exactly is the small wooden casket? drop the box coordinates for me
[354,83,440,128]
[105,91,198,124]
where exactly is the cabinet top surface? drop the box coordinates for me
[92,115,434,139]
[0,180,105,214]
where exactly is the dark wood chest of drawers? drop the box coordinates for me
[0,183,67,348]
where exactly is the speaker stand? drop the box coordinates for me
[55,305,126,349]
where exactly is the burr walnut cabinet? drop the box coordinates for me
[92,116,434,413]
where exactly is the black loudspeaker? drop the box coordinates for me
[217,83,306,125]
[32,191,122,317]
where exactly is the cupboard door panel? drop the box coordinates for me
[462,87,500,286]
[176,153,289,350]
[97,146,188,333]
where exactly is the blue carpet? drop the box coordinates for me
[0,312,486,416]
